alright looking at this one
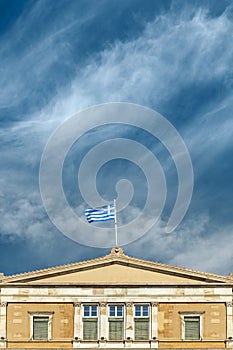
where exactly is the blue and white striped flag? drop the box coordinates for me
[85,204,115,223]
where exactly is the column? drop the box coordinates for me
[0,302,7,348]
[226,302,233,348]
[124,302,133,347]
[73,303,81,348]
[151,302,159,348]
[99,303,107,346]
[100,302,108,339]
[125,302,133,340]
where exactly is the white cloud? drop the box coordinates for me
[0,190,54,242]
[2,4,232,125]
[1,3,233,273]
[66,7,232,105]
[4,4,232,174]
[127,213,233,275]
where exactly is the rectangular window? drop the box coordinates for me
[109,319,124,340]
[109,305,123,317]
[184,316,200,340]
[135,305,149,317]
[84,305,97,317]
[180,311,204,341]
[83,305,98,340]
[134,305,149,340]
[83,319,98,340]
[108,305,124,340]
[33,316,49,340]
[29,312,53,341]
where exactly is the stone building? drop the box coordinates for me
[0,247,233,349]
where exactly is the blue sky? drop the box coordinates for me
[1,0,233,276]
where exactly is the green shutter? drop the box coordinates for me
[83,318,98,340]
[33,317,49,340]
[109,318,123,340]
[134,318,149,340]
[184,317,200,340]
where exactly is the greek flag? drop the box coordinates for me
[85,204,115,223]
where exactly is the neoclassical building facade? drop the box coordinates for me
[0,247,233,349]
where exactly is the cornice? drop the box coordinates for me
[1,247,229,284]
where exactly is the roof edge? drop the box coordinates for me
[2,247,229,284]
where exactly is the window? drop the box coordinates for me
[179,312,204,341]
[29,312,53,341]
[134,305,149,340]
[83,305,98,340]
[184,317,200,340]
[108,305,124,340]
[109,305,123,317]
[135,305,149,317]
[33,317,49,340]
[84,305,97,317]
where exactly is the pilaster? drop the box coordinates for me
[125,302,133,340]
[151,302,159,348]
[73,302,81,348]
[99,302,108,340]
[0,302,7,348]
[226,302,233,348]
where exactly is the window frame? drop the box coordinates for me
[179,312,204,341]
[82,304,99,341]
[28,312,54,341]
[108,305,124,318]
[108,304,125,341]
[83,305,98,318]
[134,305,149,318]
[134,304,150,341]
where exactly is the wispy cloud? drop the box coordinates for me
[1,1,233,273]
[127,213,233,275]
[2,3,233,122]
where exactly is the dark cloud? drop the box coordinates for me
[0,0,233,274]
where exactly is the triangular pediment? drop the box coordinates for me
[2,248,228,285]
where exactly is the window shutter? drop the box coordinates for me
[33,317,49,340]
[184,317,200,340]
[109,318,123,340]
[83,318,98,340]
[134,318,149,340]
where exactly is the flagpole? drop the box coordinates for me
[114,199,118,247]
